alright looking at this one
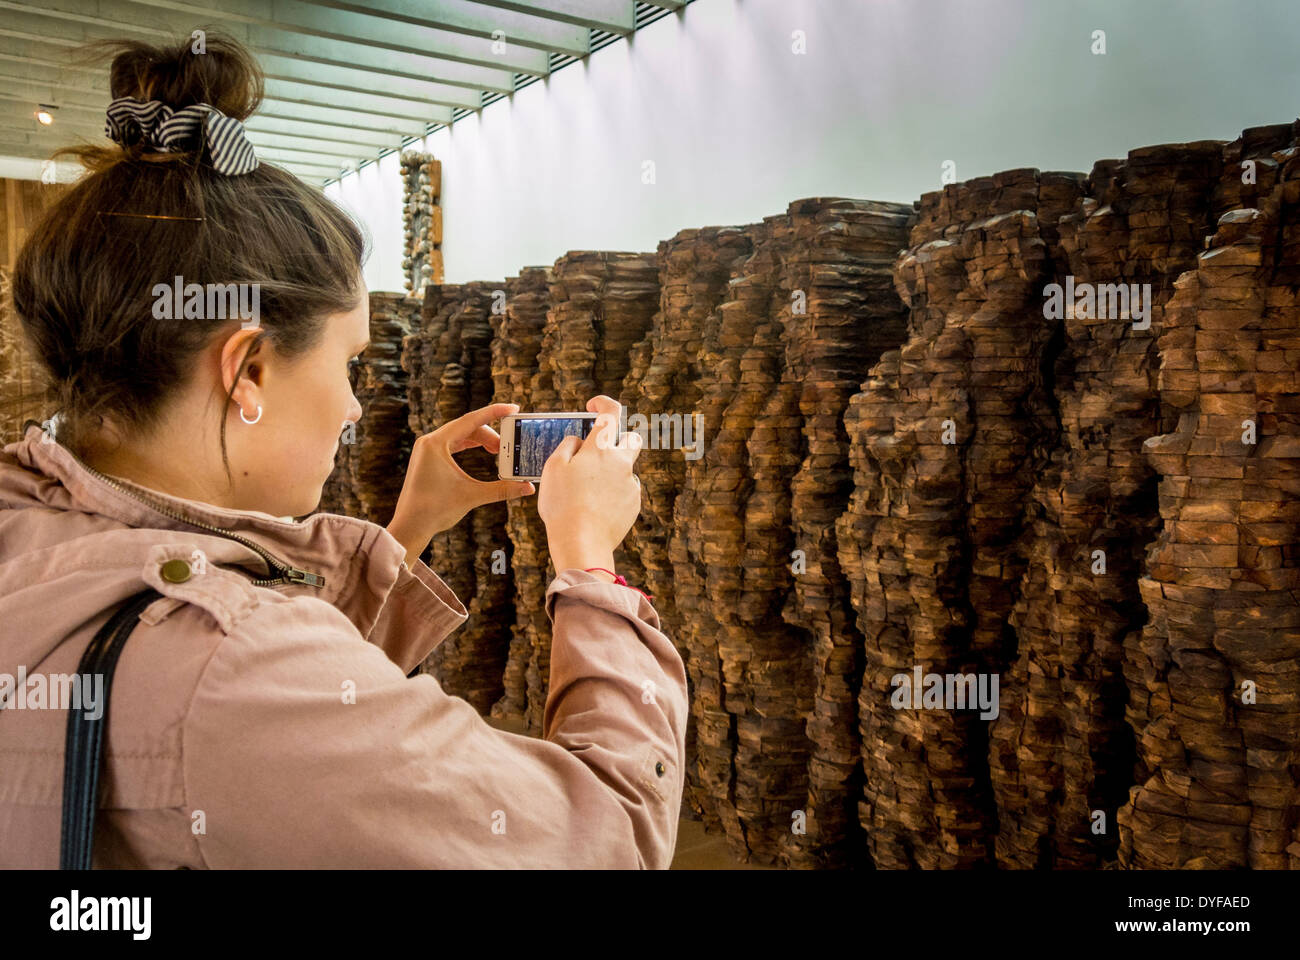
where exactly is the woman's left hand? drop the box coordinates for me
[387,402,535,566]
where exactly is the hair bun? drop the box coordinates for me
[105,31,263,122]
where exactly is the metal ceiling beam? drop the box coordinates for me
[434,0,633,35]
[243,115,399,149]
[0,0,545,84]
[0,56,456,130]
[121,0,559,70]
[241,130,377,162]
[0,118,380,185]
[0,48,458,129]
[255,53,483,109]
[0,137,321,188]
[254,149,348,173]
[0,5,514,107]
[0,1,171,42]
[252,101,427,137]
[0,67,104,102]
[262,80,455,125]
[248,24,519,93]
[294,0,590,54]
[263,161,345,178]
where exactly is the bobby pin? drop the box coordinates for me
[97,211,207,221]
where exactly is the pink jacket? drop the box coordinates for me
[0,421,688,868]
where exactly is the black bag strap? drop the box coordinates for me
[60,587,163,870]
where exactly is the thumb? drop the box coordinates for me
[474,478,535,506]
[548,434,582,465]
[493,479,535,501]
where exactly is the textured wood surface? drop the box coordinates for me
[489,268,553,725]
[403,282,513,713]
[0,179,71,444]
[280,123,1300,869]
[1121,123,1300,869]
[318,292,421,525]
[401,152,443,295]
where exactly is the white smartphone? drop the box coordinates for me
[498,412,600,482]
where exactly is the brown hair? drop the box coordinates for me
[7,31,367,476]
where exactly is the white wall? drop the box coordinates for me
[328,0,1300,293]
[328,150,406,292]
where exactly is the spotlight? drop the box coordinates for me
[36,104,56,125]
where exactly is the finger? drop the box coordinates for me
[448,402,520,441]
[544,434,583,470]
[623,429,643,462]
[586,394,621,418]
[498,479,535,500]
[586,413,620,451]
[468,477,535,508]
[450,423,500,454]
[615,429,642,470]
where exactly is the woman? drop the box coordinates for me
[0,35,687,868]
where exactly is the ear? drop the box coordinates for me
[219,327,266,397]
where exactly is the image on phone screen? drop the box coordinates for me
[515,417,595,477]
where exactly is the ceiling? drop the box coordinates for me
[0,0,690,186]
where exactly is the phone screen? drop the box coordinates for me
[514,416,595,477]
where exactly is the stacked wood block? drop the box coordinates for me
[317,292,420,523]
[668,213,794,858]
[992,142,1230,869]
[657,199,912,866]
[519,251,660,732]
[400,152,444,295]
[620,226,755,823]
[0,269,48,446]
[488,267,553,725]
[401,282,512,712]
[1122,121,1300,869]
[284,123,1300,871]
[836,170,1084,868]
[1,179,72,445]
[779,199,913,867]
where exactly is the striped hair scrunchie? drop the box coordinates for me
[104,97,258,176]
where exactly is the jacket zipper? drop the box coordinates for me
[41,423,326,589]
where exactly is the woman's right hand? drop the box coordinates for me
[538,395,643,572]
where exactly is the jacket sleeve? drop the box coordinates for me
[182,569,689,869]
[363,558,470,674]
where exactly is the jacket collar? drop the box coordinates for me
[2,420,406,632]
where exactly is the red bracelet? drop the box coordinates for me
[584,567,654,602]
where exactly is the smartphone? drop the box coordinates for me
[498,412,600,482]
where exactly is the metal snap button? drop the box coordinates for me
[655,761,665,777]
[160,559,192,583]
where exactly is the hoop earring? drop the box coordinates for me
[239,404,263,425]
